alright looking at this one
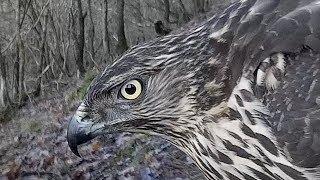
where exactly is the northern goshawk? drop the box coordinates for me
[67,0,320,179]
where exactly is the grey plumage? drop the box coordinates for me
[67,0,320,179]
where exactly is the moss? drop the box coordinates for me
[109,135,153,167]
[115,143,136,162]
[0,106,14,123]
[20,120,42,134]
[107,139,138,167]
[78,70,97,99]
[28,121,42,133]
[67,69,98,102]
[131,145,149,166]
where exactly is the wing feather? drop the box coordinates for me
[213,0,320,167]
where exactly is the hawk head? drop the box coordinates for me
[67,25,232,156]
[67,0,320,179]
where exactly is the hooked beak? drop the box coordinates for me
[67,103,136,157]
[67,103,103,157]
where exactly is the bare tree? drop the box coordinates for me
[163,0,170,23]
[73,0,87,77]
[115,0,128,56]
[0,0,207,110]
[178,0,191,22]
[87,0,95,68]
[34,11,49,97]
[14,0,30,105]
[13,0,21,101]
[103,0,110,58]
[193,0,205,15]
[0,45,11,108]
[48,4,71,77]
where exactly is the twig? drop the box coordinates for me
[0,31,18,54]
[24,0,51,36]
[0,0,50,54]
[85,49,102,71]
[21,171,61,178]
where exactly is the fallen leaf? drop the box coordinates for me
[42,155,55,170]
[91,141,102,153]
[5,162,21,180]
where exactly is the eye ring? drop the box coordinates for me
[120,80,142,100]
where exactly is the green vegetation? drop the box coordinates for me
[0,106,14,123]
[20,120,42,134]
[109,135,152,167]
[68,69,98,102]
[28,121,42,133]
[113,140,137,163]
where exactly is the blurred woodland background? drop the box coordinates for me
[0,0,231,179]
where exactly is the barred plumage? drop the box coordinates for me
[67,0,320,179]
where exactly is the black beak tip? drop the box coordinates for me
[67,134,81,157]
[67,117,82,157]
[67,115,97,158]
[68,141,82,157]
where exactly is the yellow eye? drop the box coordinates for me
[120,80,142,100]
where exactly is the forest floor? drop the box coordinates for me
[0,75,203,180]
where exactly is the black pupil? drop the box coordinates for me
[125,84,136,95]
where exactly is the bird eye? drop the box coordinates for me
[120,80,142,100]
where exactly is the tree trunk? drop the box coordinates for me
[74,0,86,77]
[193,0,205,15]
[115,0,128,56]
[18,35,26,105]
[133,0,146,44]
[87,0,95,69]
[0,48,11,108]
[13,0,21,100]
[14,0,26,105]
[103,0,111,59]
[48,8,71,77]
[13,41,20,100]
[163,0,170,23]
[178,0,191,23]
[34,12,48,97]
